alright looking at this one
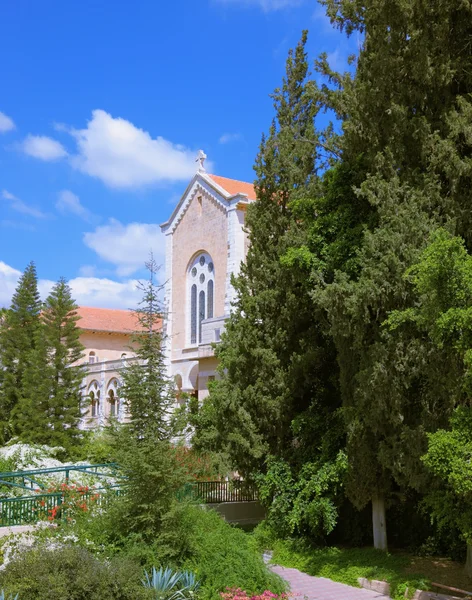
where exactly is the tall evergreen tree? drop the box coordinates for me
[191,33,341,479]
[41,278,84,449]
[0,262,42,443]
[120,254,175,442]
[314,0,472,549]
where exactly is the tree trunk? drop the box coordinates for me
[465,543,472,578]
[372,493,387,551]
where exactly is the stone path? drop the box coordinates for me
[263,552,391,600]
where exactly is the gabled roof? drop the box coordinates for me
[160,171,256,233]
[77,307,141,334]
[208,174,256,201]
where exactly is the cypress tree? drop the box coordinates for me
[0,262,42,443]
[315,0,472,549]
[191,33,341,477]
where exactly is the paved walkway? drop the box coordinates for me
[268,562,391,600]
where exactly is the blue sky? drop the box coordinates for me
[0,0,357,309]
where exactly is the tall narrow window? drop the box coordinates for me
[90,391,96,417]
[199,290,205,343]
[207,280,214,319]
[109,390,116,417]
[191,284,197,344]
[187,252,215,346]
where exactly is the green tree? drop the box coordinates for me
[314,0,472,549]
[15,277,85,450]
[191,32,341,480]
[0,262,42,443]
[388,230,472,570]
[120,254,175,442]
[422,409,472,576]
[113,255,185,543]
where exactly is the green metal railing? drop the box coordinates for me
[0,466,257,527]
[0,486,122,527]
[0,492,62,526]
[0,464,121,527]
[0,463,119,492]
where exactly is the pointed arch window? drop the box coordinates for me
[187,252,215,345]
[207,280,214,319]
[191,284,197,344]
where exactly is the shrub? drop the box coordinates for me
[177,506,285,600]
[0,545,149,600]
[220,589,289,600]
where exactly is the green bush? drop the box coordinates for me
[177,506,284,600]
[0,545,149,600]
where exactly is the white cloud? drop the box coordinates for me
[2,189,48,219]
[56,190,95,223]
[0,261,141,310]
[20,135,67,161]
[215,0,303,10]
[219,132,243,144]
[83,218,165,276]
[68,276,142,309]
[0,262,22,307]
[68,109,203,189]
[0,111,15,133]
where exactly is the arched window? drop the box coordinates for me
[188,252,214,345]
[89,351,96,364]
[190,284,197,344]
[108,389,116,417]
[88,381,100,417]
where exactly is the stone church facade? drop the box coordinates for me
[78,157,255,425]
[160,158,255,401]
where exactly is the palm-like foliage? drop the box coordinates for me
[0,591,18,600]
[142,567,200,600]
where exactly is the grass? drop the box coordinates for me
[269,539,472,600]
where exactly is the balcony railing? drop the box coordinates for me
[82,357,143,373]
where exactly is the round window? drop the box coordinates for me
[199,256,206,266]
[191,267,197,277]
[208,262,214,273]
[200,274,205,283]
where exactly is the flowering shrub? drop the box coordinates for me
[34,483,101,523]
[173,447,219,481]
[221,588,290,600]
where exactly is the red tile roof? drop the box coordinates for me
[208,174,256,201]
[77,306,152,334]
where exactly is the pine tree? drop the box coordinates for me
[191,33,341,478]
[114,255,184,542]
[0,262,42,443]
[38,277,85,450]
[120,254,175,442]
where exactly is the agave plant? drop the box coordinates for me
[179,570,200,594]
[0,591,18,600]
[142,567,200,600]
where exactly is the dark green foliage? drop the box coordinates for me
[422,407,472,572]
[0,546,149,600]
[257,452,347,540]
[112,430,186,543]
[180,507,285,600]
[191,33,341,488]
[0,262,42,443]
[15,278,85,450]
